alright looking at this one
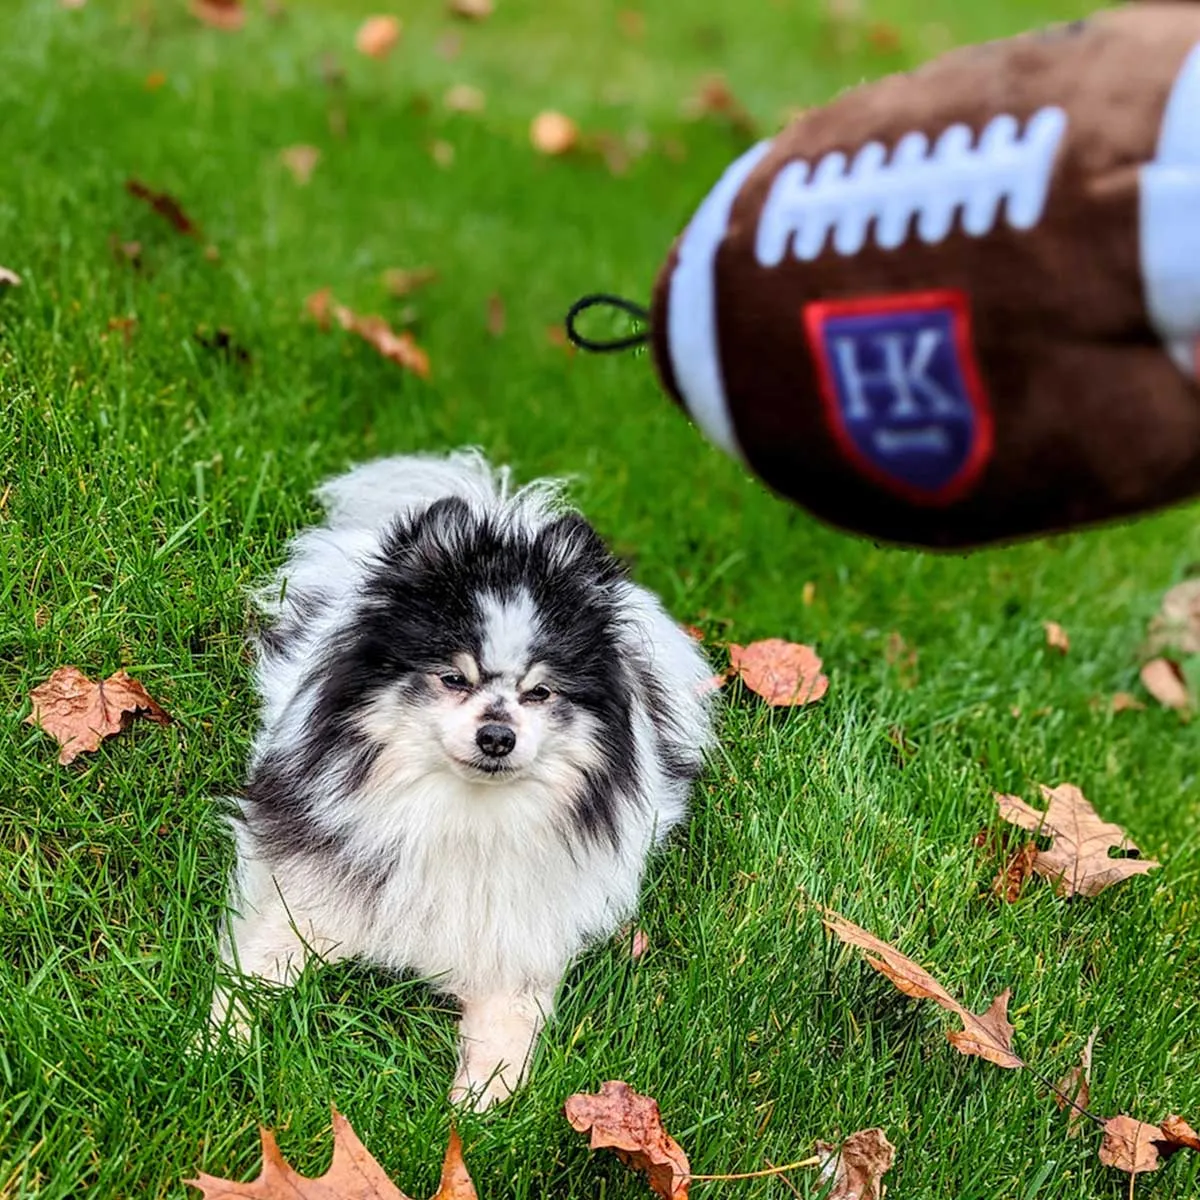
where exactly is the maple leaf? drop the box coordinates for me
[822,910,1022,1068]
[1145,579,1200,657]
[814,1128,895,1200]
[1043,621,1069,654]
[26,667,170,765]
[1054,1028,1097,1136]
[728,639,828,706]
[1097,1115,1200,1175]
[995,784,1159,898]
[187,1108,476,1200]
[306,291,431,378]
[1140,657,1191,710]
[565,1081,691,1200]
[126,179,201,238]
[191,0,245,30]
[530,112,579,155]
[356,15,402,59]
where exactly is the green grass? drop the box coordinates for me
[2,0,1198,1196]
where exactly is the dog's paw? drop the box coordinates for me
[449,1060,518,1113]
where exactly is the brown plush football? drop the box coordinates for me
[650,4,1200,548]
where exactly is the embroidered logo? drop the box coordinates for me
[805,291,993,503]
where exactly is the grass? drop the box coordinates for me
[2,0,1198,1196]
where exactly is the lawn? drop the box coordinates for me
[2,0,1198,1196]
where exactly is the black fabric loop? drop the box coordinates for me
[565,293,651,353]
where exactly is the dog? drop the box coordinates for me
[209,450,716,1109]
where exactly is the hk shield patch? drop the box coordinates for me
[804,291,993,503]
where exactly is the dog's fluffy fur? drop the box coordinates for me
[210,450,715,1108]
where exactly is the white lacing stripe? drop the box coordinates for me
[1140,41,1200,376]
[666,140,771,461]
[755,107,1068,266]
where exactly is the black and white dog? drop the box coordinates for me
[210,450,715,1109]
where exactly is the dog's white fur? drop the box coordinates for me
[210,451,715,1109]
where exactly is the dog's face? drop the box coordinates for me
[338,498,633,798]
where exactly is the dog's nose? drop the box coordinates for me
[476,723,516,758]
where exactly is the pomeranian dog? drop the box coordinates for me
[209,450,715,1109]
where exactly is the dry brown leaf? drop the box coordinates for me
[866,20,903,52]
[447,0,493,19]
[630,928,650,960]
[444,84,485,113]
[884,631,919,687]
[191,0,244,30]
[188,1109,475,1200]
[995,784,1159,898]
[146,70,167,90]
[0,266,22,287]
[126,179,201,238]
[1100,1116,1168,1175]
[280,145,321,184]
[1161,1115,1200,1152]
[531,111,578,156]
[681,74,757,137]
[308,292,430,378]
[356,15,402,58]
[104,315,139,345]
[1055,1028,1097,1136]
[1146,579,1200,657]
[993,841,1037,904]
[1110,692,1146,713]
[814,1129,895,1200]
[26,667,170,765]
[822,910,1022,1068]
[1044,621,1070,654]
[486,293,506,337]
[728,639,828,707]
[1141,657,1190,710]
[565,1081,691,1200]
[305,287,333,329]
[383,267,438,298]
[430,140,456,168]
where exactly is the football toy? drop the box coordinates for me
[613,4,1200,548]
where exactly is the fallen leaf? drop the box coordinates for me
[1141,657,1190,710]
[126,179,201,238]
[191,0,244,30]
[531,111,578,156]
[801,581,816,606]
[866,20,903,52]
[486,293,506,337]
[444,84,485,113]
[883,631,918,687]
[1055,1028,1097,1136]
[356,15,402,58]
[1110,692,1145,713]
[26,667,170,765]
[814,1129,895,1200]
[630,928,650,960]
[995,784,1159,898]
[447,0,492,19]
[681,74,757,137]
[430,140,456,168]
[993,841,1037,904]
[1100,1116,1167,1175]
[103,315,139,345]
[311,295,430,378]
[822,909,1022,1068]
[146,70,167,90]
[1161,1115,1200,1152]
[728,639,828,706]
[0,266,22,287]
[565,1081,690,1200]
[280,145,321,184]
[1146,579,1200,657]
[188,1106,475,1199]
[1044,621,1070,654]
[383,267,438,298]
[545,324,576,353]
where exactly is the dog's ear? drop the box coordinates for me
[537,514,626,584]
[384,496,475,567]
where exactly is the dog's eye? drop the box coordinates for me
[440,673,472,691]
[522,684,552,704]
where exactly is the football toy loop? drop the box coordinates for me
[571,4,1200,550]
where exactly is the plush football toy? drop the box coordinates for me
[576,3,1200,549]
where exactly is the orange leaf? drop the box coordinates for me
[1100,1116,1167,1175]
[1161,1115,1200,1152]
[382,267,438,298]
[280,145,321,184]
[814,1129,895,1200]
[187,1108,476,1200]
[27,667,170,765]
[565,1081,691,1200]
[1141,657,1190,710]
[530,111,578,156]
[822,910,1022,1068]
[191,0,244,30]
[356,15,402,58]
[1054,1028,1097,1136]
[995,784,1159,898]
[1043,621,1069,654]
[307,292,430,378]
[728,639,828,706]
